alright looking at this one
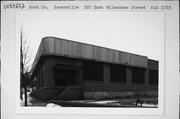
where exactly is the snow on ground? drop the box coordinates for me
[87,100,117,104]
[20,92,61,107]
[20,92,32,106]
[46,103,62,107]
[86,100,157,107]
[68,98,158,107]
[142,103,158,108]
[20,92,157,107]
[20,92,47,106]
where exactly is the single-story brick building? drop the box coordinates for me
[30,37,158,100]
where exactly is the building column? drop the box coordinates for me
[103,64,110,92]
[43,58,55,87]
[76,69,83,84]
[145,69,149,86]
[127,67,132,86]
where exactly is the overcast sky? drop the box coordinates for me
[16,11,164,66]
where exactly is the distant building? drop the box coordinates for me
[30,37,158,100]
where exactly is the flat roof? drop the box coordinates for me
[31,36,149,72]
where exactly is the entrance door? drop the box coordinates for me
[54,69,75,86]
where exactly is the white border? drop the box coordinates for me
[1,1,179,119]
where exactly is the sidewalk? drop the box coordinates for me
[20,92,47,106]
[20,92,158,107]
[51,97,158,107]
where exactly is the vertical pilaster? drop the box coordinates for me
[76,69,83,84]
[43,58,55,87]
[103,64,110,91]
[37,70,39,89]
[145,69,149,86]
[127,67,132,86]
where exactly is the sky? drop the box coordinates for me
[16,11,164,67]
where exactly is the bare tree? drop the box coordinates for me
[20,28,32,106]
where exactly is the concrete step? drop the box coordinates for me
[30,86,65,101]
[54,86,83,100]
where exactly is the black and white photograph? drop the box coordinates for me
[17,11,163,108]
[1,1,179,119]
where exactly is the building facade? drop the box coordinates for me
[30,37,158,100]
